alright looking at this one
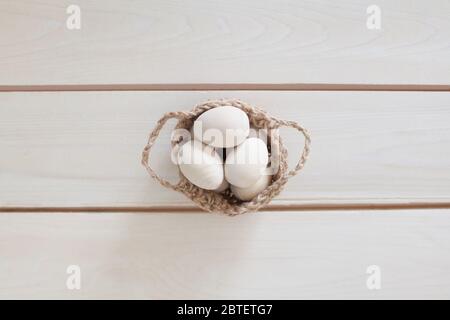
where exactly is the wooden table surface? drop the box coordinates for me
[0,0,449,299]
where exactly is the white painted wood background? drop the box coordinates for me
[1,91,450,208]
[0,0,450,85]
[0,0,449,299]
[1,210,450,299]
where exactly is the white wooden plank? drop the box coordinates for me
[1,0,450,85]
[1,91,450,208]
[0,210,449,299]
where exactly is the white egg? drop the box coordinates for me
[177,140,224,190]
[231,174,272,201]
[225,137,269,188]
[215,178,229,193]
[193,106,250,148]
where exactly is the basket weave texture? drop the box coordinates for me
[142,99,311,216]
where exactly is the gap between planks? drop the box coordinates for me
[1,203,450,213]
[1,83,450,92]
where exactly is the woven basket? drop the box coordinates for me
[142,99,310,215]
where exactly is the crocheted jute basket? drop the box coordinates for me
[142,99,311,216]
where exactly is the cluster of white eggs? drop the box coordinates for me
[176,106,272,201]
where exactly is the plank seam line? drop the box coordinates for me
[1,84,450,92]
[1,203,450,213]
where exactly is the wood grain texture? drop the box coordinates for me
[0,210,449,299]
[1,0,450,85]
[1,91,450,208]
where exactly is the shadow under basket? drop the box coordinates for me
[142,99,311,216]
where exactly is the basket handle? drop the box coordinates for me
[276,119,311,179]
[141,111,188,190]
